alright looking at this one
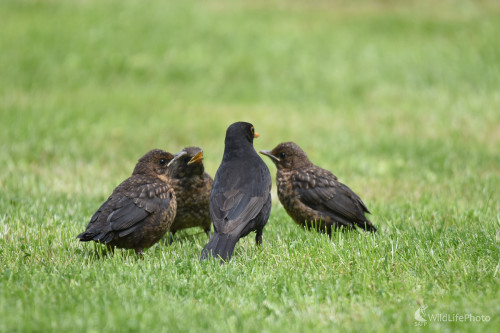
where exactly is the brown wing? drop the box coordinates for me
[78,176,174,243]
[294,168,370,227]
[108,181,173,235]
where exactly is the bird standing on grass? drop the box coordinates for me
[260,142,376,235]
[166,146,213,244]
[201,122,272,262]
[77,149,178,255]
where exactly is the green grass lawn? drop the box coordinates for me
[1,0,499,332]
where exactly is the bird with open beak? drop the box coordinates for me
[166,146,213,244]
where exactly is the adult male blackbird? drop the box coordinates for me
[166,146,213,244]
[201,122,272,262]
[260,142,376,235]
[76,149,178,255]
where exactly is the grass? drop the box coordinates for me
[1,0,499,332]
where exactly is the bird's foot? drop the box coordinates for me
[168,232,175,245]
[255,232,263,246]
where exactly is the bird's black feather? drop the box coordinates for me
[202,122,272,262]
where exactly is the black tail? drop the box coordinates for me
[76,231,95,242]
[76,230,113,243]
[359,219,377,233]
[200,233,239,263]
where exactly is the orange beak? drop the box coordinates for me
[254,132,260,138]
[187,151,204,165]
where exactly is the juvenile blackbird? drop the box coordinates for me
[260,142,376,235]
[76,149,178,255]
[201,122,272,262]
[166,146,213,244]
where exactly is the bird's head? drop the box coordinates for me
[225,121,259,146]
[260,142,312,170]
[167,146,205,178]
[133,149,176,181]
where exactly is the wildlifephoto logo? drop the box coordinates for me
[414,305,491,326]
[414,305,428,323]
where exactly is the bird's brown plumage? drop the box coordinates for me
[167,147,213,243]
[260,142,376,235]
[76,149,177,255]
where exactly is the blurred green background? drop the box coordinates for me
[1,0,499,332]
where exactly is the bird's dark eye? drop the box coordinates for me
[159,159,167,166]
[250,126,254,135]
[279,152,286,159]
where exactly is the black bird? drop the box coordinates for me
[260,142,376,235]
[166,146,213,244]
[201,122,272,262]
[77,149,178,255]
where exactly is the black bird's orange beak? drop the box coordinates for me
[254,132,260,138]
[259,150,279,162]
[187,151,204,165]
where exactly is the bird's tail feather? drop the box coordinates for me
[76,231,95,242]
[77,230,113,243]
[200,233,238,263]
[359,220,377,233]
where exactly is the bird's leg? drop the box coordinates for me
[204,228,211,239]
[168,232,175,245]
[326,225,332,238]
[135,248,144,257]
[105,244,115,256]
[255,228,263,246]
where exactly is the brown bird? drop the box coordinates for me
[260,142,376,235]
[76,149,178,255]
[166,146,213,244]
